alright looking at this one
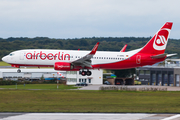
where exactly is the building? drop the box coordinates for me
[138,66,180,86]
[137,59,180,87]
[138,67,173,86]
[0,68,103,85]
[66,69,103,85]
[0,69,66,81]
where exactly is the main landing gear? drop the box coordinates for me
[17,68,21,73]
[79,70,92,76]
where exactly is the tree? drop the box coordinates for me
[41,75,44,80]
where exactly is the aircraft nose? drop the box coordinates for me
[2,56,8,62]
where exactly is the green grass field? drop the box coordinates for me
[0,89,180,113]
[0,84,79,90]
[0,61,10,66]
[0,61,53,68]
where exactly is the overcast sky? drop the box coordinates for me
[0,0,180,39]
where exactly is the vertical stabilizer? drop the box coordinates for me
[139,22,173,55]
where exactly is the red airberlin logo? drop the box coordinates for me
[25,51,70,60]
[153,28,170,50]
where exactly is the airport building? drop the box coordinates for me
[66,70,102,85]
[138,59,180,87]
[138,67,174,86]
[0,68,103,85]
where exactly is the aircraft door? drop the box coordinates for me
[136,55,141,64]
[20,52,24,60]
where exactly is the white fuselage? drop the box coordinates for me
[2,49,141,67]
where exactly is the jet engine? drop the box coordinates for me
[54,62,74,71]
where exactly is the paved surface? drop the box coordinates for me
[0,113,24,119]
[0,66,12,68]
[0,113,180,120]
[79,85,180,91]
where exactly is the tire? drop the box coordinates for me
[87,71,92,76]
[81,71,87,76]
[17,69,21,73]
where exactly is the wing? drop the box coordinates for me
[71,42,99,68]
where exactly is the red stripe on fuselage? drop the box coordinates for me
[92,54,166,69]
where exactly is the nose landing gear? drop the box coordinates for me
[17,67,21,73]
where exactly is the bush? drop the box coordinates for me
[0,80,17,85]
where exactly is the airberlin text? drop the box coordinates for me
[26,51,70,60]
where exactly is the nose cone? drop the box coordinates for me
[2,56,8,63]
[2,56,5,61]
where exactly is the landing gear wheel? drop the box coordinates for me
[17,69,21,73]
[87,71,92,76]
[81,71,87,76]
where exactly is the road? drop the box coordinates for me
[0,113,180,120]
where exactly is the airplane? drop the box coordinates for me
[2,22,176,76]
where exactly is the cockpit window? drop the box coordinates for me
[9,53,15,56]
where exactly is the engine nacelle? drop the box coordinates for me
[54,62,74,71]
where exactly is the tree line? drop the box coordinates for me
[0,37,179,60]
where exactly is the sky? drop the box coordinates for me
[0,0,180,39]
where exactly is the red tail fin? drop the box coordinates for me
[139,22,173,55]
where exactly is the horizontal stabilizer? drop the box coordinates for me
[151,53,167,59]
[151,53,177,59]
[167,53,177,57]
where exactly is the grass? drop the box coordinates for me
[0,61,52,68]
[0,84,79,90]
[0,61,10,66]
[0,90,180,113]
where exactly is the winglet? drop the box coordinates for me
[120,44,127,52]
[89,42,99,55]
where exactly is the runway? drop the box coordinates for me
[0,113,180,120]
